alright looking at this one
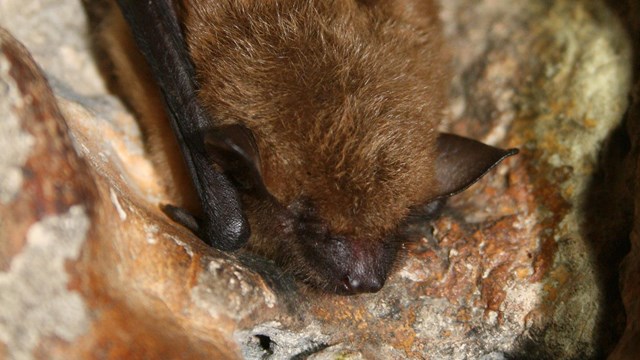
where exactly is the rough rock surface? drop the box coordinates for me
[0,0,637,359]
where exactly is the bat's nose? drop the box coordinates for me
[342,273,384,294]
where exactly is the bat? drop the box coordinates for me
[112,0,517,295]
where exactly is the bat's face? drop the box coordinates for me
[233,124,440,295]
[210,126,516,295]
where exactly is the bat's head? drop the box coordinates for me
[206,126,516,295]
[189,1,517,294]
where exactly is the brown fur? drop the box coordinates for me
[182,0,448,242]
[102,0,450,293]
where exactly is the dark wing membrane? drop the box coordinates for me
[116,0,249,250]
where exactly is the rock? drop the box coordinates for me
[0,0,106,96]
[0,26,95,359]
[0,0,637,359]
[0,27,245,359]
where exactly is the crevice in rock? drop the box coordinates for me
[255,334,275,355]
[582,119,634,357]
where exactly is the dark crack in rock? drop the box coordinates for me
[235,322,330,360]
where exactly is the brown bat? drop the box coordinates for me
[106,0,517,295]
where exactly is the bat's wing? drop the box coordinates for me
[116,0,250,251]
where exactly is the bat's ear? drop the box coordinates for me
[204,125,268,196]
[431,133,518,199]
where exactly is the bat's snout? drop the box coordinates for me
[328,237,394,295]
[341,272,384,294]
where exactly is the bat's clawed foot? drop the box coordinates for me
[161,203,201,234]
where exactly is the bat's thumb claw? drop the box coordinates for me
[161,204,201,234]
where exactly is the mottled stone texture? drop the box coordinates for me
[0,0,637,359]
